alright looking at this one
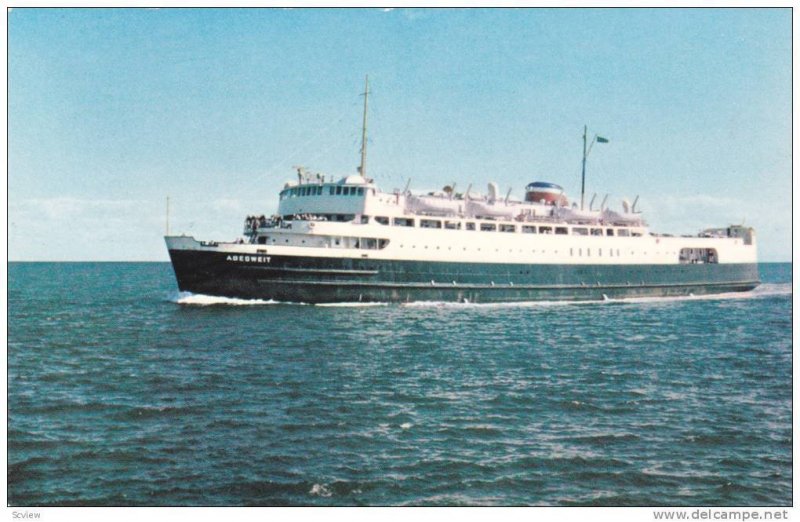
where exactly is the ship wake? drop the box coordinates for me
[170,292,287,306]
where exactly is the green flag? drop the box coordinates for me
[596,136,609,143]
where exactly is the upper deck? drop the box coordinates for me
[274,172,648,230]
[234,171,757,266]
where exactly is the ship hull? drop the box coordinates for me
[167,249,760,304]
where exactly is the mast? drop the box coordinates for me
[580,125,608,210]
[359,75,369,178]
[581,125,587,210]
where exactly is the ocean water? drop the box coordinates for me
[7,262,792,506]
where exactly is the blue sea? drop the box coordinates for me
[7,262,792,506]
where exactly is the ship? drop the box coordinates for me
[165,78,760,304]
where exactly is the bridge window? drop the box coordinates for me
[539,226,552,234]
[555,227,568,235]
[465,222,476,231]
[591,228,603,236]
[375,216,389,225]
[606,229,614,236]
[522,225,536,234]
[499,224,516,233]
[420,219,442,229]
[572,227,588,236]
[393,217,415,227]
[617,229,630,237]
[480,223,496,232]
[444,220,461,230]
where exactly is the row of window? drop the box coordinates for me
[276,213,644,237]
[280,185,367,200]
[258,232,689,259]
[382,216,642,237]
[258,235,389,250]
[570,247,621,257]
[394,244,679,258]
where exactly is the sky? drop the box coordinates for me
[8,7,792,261]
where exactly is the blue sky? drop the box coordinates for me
[8,8,791,261]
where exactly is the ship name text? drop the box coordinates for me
[226,255,271,263]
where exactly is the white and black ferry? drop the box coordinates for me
[165,80,759,303]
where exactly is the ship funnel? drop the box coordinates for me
[622,198,631,213]
[488,182,499,203]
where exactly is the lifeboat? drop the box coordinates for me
[556,206,602,223]
[525,181,568,206]
[466,199,517,219]
[602,209,643,226]
[406,194,463,216]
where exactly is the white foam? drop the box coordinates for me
[402,299,601,309]
[605,283,791,305]
[315,302,389,307]
[170,291,291,306]
[309,483,332,497]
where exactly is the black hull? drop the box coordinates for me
[167,249,760,304]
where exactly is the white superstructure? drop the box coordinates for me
[225,168,757,267]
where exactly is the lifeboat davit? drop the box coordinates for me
[525,181,568,206]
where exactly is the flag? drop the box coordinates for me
[596,136,609,143]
